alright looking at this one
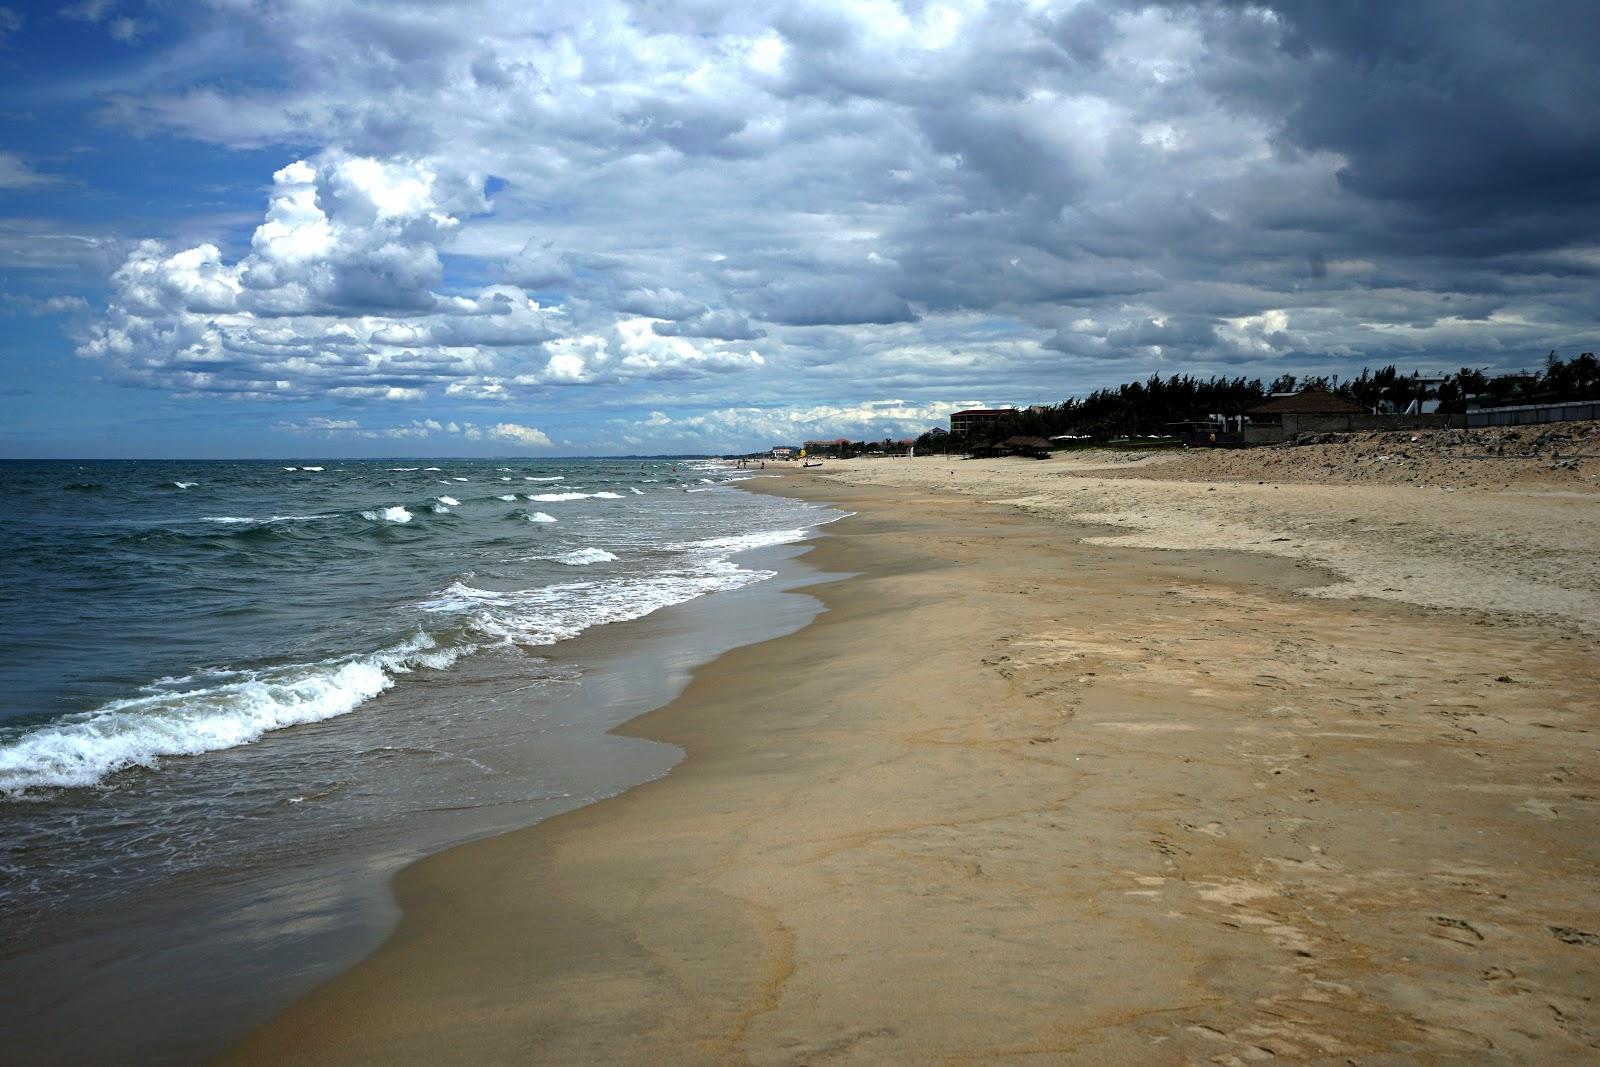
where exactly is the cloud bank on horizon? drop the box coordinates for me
[2,0,1596,455]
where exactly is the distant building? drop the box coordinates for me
[1247,390,1367,419]
[770,446,794,460]
[949,407,1015,437]
[1244,389,1462,444]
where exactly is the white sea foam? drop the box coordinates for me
[173,481,198,489]
[437,495,460,507]
[524,476,563,481]
[424,467,442,471]
[201,514,331,525]
[451,477,469,482]
[283,466,298,471]
[529,492,590,502]
[546,548,619,566]
[0,634,468,796]
[678,529,808,553]
[361,506,413,523]
[526,511,557,523]
[592,491,624,499]
[302,466,324,472]
[420,560,771,647]
[499,494,518,502]
[388,467,419,472]
[431,504,451,514]
[685,487,713,493]
[629,487,643,495]
[500,477,511,481]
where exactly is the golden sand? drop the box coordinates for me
[226,462,1600,1064]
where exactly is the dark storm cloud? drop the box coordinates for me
[1159,0,1600,254]
[755,280,918,327]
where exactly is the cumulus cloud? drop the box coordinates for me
[75,152,766,399]
[503,240,574,289]
[513,317,764,386]
[488,421,551,447]
[651,309,765,341]
[617,288,701,320]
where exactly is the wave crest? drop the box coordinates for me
[0,635,467,797]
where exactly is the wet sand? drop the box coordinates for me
[226,470,1600,1064]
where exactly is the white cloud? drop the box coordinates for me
[76,153,552,399]
[273,415,459,439]
[77,151,769,400]
[274,416,360,433]
[622,398,960,447]
[61,0,115,23]
[107,16,147,43]
[0,153,57,190]
[4,294,89,315]
[488,421,551,447]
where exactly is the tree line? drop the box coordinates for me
[910,353,1598,452]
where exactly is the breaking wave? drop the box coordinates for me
[0,634,467,797]
[546,548,619,566]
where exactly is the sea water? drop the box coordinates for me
[0,457,836,1060]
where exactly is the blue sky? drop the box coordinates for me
[2,1,1595,458]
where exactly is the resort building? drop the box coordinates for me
[949,407,1015,438]
[770,447,794,460]
[1243,389,1469,444]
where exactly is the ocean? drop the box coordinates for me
[0,457,838,1061]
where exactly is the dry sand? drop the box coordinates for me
[821,446,1600,635]
[226,455,1599,1065]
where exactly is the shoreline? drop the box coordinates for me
[226,466,1599,1063]
[2,531,831,1066]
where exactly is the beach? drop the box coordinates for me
[227,453,1599,1064]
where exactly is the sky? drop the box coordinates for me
[1,0,1596,458]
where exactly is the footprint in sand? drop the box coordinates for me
[1430,915,1485,945]
[1517,798,1561,819]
